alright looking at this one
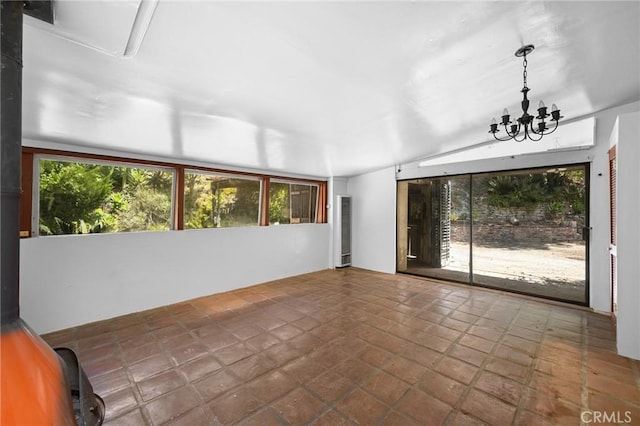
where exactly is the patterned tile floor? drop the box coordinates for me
[42,268,640,425]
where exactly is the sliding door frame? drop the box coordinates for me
[396,162,590,306]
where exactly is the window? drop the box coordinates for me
[184,171,261,228]
[21,147,327,236]
[37,157,174,235]
[269,181,318,225]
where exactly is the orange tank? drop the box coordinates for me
[0,320,76,425]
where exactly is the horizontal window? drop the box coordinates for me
[184,171,261,229]
[21,147,327,237]
[37,157,174,235]
[269,181,318,225]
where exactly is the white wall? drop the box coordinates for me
[615,111,640,359]
[347,167,396,274]
[20,224,330,334]
[588,103,639,312]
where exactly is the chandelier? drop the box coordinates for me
[489,44,563,142]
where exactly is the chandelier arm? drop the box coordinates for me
[542,119,560,135]
[510,125,525,142]
[530,120,546,137]
[513,132,528,142]
[527,130,545,142]
[529,120,541,135]
[520,120,540,142]
[504,121,521,138]
[492,133,516,142]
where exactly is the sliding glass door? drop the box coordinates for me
[397,176,471,283]
[397,165,588,304]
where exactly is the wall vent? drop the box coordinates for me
[335,196,352,267]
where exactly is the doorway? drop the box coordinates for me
[397,164,589,304]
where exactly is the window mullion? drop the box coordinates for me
[260,177,270,226]
[175,166,185,230]
[20,151,34,237]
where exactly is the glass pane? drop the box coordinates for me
[397,176,471,282]
[471,166,587,303]
[184,172,260,228]
[38,159,173,235]
[269,182,317,225]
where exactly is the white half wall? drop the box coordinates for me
[20,224,330,334]
[347,167,396,274]
[615,111,640,359]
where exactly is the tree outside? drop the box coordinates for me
[481,170,585,219]
[38,159,173,235]
[183,173,260,228]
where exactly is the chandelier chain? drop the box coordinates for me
[522,55,528,89]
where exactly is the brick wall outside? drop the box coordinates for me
[450,205,584,245]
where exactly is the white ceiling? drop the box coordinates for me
[22,1,640,178]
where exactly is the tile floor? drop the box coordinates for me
[42,268,640,425]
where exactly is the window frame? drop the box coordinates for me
[32,153,177,236]
[20,147,327,237]
[183,169,263,229]
[268,179,320,225]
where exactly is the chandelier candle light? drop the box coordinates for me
[489,44,563,142]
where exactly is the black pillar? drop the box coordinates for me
[1,0,24,326]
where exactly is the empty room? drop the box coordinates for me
[1,1,639,425]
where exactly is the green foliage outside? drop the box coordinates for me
[269,182,290,224]
[184,174,260,228]
[484,170,585,216]
[38,160,315,235]
[39,160,172,235]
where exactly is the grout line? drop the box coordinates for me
[512,300,551,425]
[581,314,590,426]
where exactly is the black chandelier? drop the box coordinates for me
[489,44,563,142]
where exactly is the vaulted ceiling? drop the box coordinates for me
[22,1,640,177]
